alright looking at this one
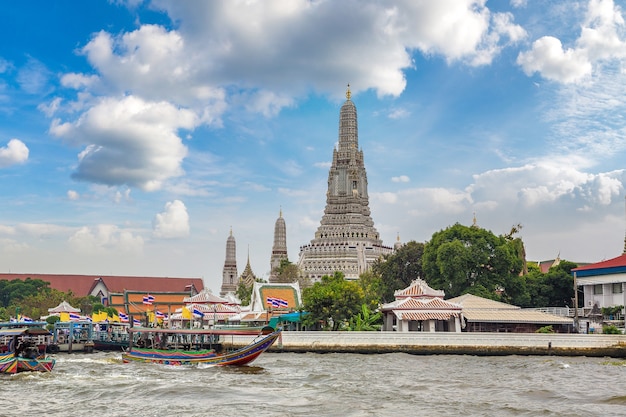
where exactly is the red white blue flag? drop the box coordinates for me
[143,294,155,305]
[155,311,166,319]
[69,312,81,321]
[118,311,129,322]
[266,297,289,308]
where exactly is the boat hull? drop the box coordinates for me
[122,329,281,367]
[0,352,55,374]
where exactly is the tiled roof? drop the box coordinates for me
[394,297,461,311]
[463,310,573,324]
[447,293,520,310]
[0,273,204,297]
[184,289,231,304]
[572,253,626,271]
[394,278,445,298]
[398,311,460,321]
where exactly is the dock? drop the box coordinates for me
[221,331,626,357]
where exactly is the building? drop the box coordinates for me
[448,293,574,333]
[0,273,203,299]
[220,228,238,296]
[381,279,463,332]
[298,85,392,281]
[269,209,288,282]
[572,253,626,311]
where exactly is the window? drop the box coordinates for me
[613,283,623,294]
[593,284,603,295]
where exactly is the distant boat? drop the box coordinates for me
[121,326,281,366]
[48,320,95,353]
[0,327,55,374]
[91,322,138,351]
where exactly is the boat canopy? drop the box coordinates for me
[0,327,52,337]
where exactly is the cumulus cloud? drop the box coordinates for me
[0,139,29,168]
[67,190,79,200]
[69,224,144,254]
[50,95,195,191]
[517,0,626,83]
[152,200,190,239]
[392,175,410,183]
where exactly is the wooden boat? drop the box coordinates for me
[49,320,95,353]
[0,327,56,374]
[121,326,281,366]
[92,322,138,351]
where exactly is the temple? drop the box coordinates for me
[219,228,238,296]
[269,209,288,282]
[298,85,392,281]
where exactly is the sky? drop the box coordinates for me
[1,0,626,293]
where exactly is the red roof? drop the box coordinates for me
[0,273,204,297]
[572,253,626,271]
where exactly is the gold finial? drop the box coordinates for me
[396,232,400,242]
[346,83,351,100]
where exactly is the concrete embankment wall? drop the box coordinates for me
[222,332,626,357]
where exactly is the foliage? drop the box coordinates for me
[302,271,364,331]
[347,304,382,331]
[0,278,52,308]
[422,223,523,300]
[371,240,425,302]
[92,303,119,318]
[520,261,578,308]
[603,325,622,334]
[601,305,624,318]
[357,271,385,311]
[274,259,312,289]
[535,325,555,333]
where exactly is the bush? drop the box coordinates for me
[535,325,555,333]
[602,325,621,334]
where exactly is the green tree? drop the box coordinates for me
[274,259,312,289]
[358,270,384,310]
[422,223,523,299]
[371,240,425,302]
[347,304,382,331]
[302,271,364,330]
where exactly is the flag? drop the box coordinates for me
[277,298,289,307]
[133,318,142,326]
[155,310,166,319]
[19,315,33,322]
[69,312,81,321]
[143,294,155,305]
[118,312,129,322]
[192,308,204,318]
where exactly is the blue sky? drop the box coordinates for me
[1,0,626,292]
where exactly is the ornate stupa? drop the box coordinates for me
[297,85,392,281]
[219,228,238,296]
[269,208,288,282]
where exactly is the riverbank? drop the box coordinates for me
[222,331,626,357]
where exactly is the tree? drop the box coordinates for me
[274,259,312,289]
[347,304,382,331]
[371,240,425,302]
[422,223,524,299]
[302,271,364,330]
[357,270,385,310]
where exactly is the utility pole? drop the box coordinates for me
[573,271,579,333]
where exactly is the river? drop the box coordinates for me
[1,352,625,416]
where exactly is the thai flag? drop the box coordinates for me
[266,297,277,307]
[20,315,33,322]
[143,294,155,305]
[133,318,142,326]
[69,312,81,321]
[277,298,289,307]
[155,311,166,319]
[118,312,129,322]
[192,308,204,318]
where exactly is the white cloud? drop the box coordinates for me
[517,36,592,83]
[67,190,79,200]
[391,175,410,183]
[388,108,410,119]
[38,97,62,117]
[68,224,144,254]
[517,0,626,83]
[50,95,196,191]
[16,57,51,95]
[0,139,29,168]
[152,200,190,239]
[61,73,99,89]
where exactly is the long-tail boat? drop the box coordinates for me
[121,325,281,366]
[0,327,56,374]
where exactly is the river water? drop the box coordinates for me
[1,352,625,416]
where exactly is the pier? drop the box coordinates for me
[222,331,626,357]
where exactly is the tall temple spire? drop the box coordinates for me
[298,86,392,281]
[220,228,238,296]
[270,208,288,282]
